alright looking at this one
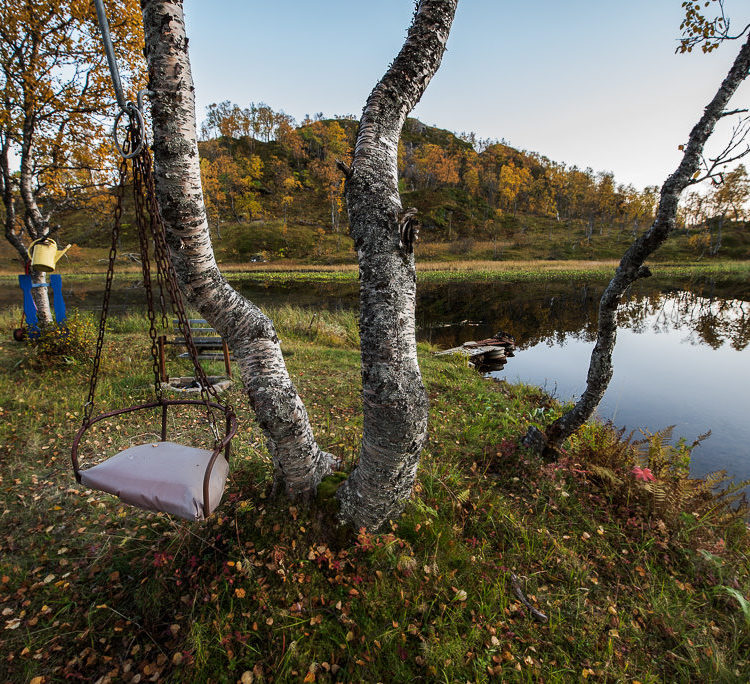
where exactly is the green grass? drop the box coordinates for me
[0,307,748,682]
[3,258,733,283]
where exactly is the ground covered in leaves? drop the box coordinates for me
[1,308,748,683]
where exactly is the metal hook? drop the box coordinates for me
[94,0,152,159]
[113,102,145,159]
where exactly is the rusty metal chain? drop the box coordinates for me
[131,145,163,402]
[80,114,232,446]
[82,136,129,426]
[133,138,232,440]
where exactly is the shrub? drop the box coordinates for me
[449,237,474,255]
[687,231,711,255]
[26,310,97,366]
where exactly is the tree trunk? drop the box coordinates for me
[140,0,334,499]
[1,138,27,263]
[336,0,458,531]
[17,118,55,325]
[531,34,750,454]
[30,270,53,324]
[710,216,724,255]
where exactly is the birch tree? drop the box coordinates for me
[335,0,459,530]
[139,0,457,528]
[525,20,750,455]
[140,0,335,500]
[0,0,143,322]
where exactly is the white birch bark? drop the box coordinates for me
[336,0,458,531]
[531,33,750,453]
[140,0,334,499]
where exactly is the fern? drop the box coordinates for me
[589,465,623,488]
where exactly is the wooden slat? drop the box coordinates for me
[174,319,208,326]
[173,337,225,346]
[179,352,231,360]
[434,344,509,358]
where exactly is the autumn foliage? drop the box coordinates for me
[194,104,667,246]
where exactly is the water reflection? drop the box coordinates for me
[618,291,750,351]
[420,282,750,352]
[4,275,748,352]
[470,289,750,489]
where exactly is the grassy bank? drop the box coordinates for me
[2,257,749,284]
[1,308,748,682]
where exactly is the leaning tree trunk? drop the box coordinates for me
[527,33,750,454]
[336,0,458,531]
[141,0,334,499]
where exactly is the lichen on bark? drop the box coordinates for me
[336,0,459,531]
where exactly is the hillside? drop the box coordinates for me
[3,113,748,269]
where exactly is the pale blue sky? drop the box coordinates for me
[183,1,750,190]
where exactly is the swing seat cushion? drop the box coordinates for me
[79,441,228,521]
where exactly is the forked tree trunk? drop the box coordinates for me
[336,0,458,531]
[140,0,334,499]
[529,34,750,454]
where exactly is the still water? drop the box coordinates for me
[5,275,749,486]
[418,280,750,486]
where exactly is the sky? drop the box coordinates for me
[182,0,750,190]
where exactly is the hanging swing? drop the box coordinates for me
[72,1,237,521]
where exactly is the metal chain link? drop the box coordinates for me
[82,137,129,426]
[133,138,232,442]
[87,0,234,449]
[131,144,163,401]
[82,123,233,448]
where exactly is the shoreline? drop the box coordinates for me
[1,258,748,283]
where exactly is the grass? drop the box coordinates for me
[32,203,750,268]
[3,258,749,288]
[0,306,748,682]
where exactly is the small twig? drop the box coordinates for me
[169,520,225,555]
[509,573,548,623]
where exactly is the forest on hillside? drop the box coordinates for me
[4,97,748,266]
[193,100,749,257]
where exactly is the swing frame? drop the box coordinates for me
[72,398,237,517]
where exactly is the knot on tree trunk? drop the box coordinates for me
[398,207,419,254]
[636,265,652,279]
[335,159,352,179]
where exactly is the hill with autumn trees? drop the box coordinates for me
[9,99,748,266]
[192,101,750,263]
[193,102,669,260]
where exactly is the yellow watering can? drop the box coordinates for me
[29,237,72,272]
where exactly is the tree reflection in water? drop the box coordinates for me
[419,280,750,353]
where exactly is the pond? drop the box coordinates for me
[419,280,750,489]
[5,273,749,489]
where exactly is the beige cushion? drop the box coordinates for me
[79,441,228,521]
